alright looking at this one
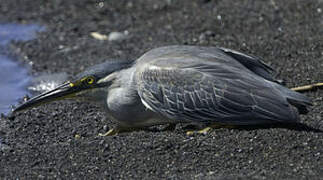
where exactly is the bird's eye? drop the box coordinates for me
[86,77,95,84]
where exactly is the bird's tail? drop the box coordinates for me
[274,83,312,114]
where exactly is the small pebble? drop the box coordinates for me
[103,125,108,131]
[108,31,128,41]
[90,32,108,40]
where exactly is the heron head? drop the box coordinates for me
[13,60,132,113]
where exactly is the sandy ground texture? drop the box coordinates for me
[0,0,322,179]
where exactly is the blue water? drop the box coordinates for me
[0,24,44,45]
[0,23,45,114]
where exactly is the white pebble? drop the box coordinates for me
[108,31,128,41]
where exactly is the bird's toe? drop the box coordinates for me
[186,124,235,135]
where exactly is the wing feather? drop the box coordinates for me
[135,47,300,124]
[219,47,275,82]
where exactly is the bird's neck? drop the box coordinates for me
[110,66,136,88]
[105,67,143,121]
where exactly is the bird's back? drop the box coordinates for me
[134,45,311,125]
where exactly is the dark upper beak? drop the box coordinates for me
[12,82,78,113]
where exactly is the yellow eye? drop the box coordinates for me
[86,77,94,84]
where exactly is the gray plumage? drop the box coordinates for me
[13,45,312,133]
[133,46,311,126]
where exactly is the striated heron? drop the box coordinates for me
[13,46,313,135]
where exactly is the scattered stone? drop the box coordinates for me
[90,32,108,40]
[75,134,81,139]
[108,31,129,41]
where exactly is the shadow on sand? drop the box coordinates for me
[230,123,323,133]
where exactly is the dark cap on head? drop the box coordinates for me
[74,59,133,81]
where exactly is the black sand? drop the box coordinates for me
[0,0,322,179]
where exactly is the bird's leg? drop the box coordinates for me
[163,123,177,131]
[291,82,323,92]
[186,124,235,135]
[98,126,149,136]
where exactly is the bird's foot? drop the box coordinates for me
[98,126,148,136]
[186,127,211,135]
[186,124,235,135]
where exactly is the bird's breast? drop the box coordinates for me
[106,87,153,124]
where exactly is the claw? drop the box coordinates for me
[186,130,194,136]
[98,126,149,136]
[198,127,212,134]
[186,124,235,135]
[186,127,211,135]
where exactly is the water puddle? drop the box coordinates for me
[0,55,31,114]
[0,23,45,114]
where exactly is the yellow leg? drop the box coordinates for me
[186,124,235,135]
[291,83,323,92]
[98,126,148,136]
[197,127,212,134]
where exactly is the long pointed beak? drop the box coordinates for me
[13,82,77,113]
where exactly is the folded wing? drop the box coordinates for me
[135,49,302,124]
